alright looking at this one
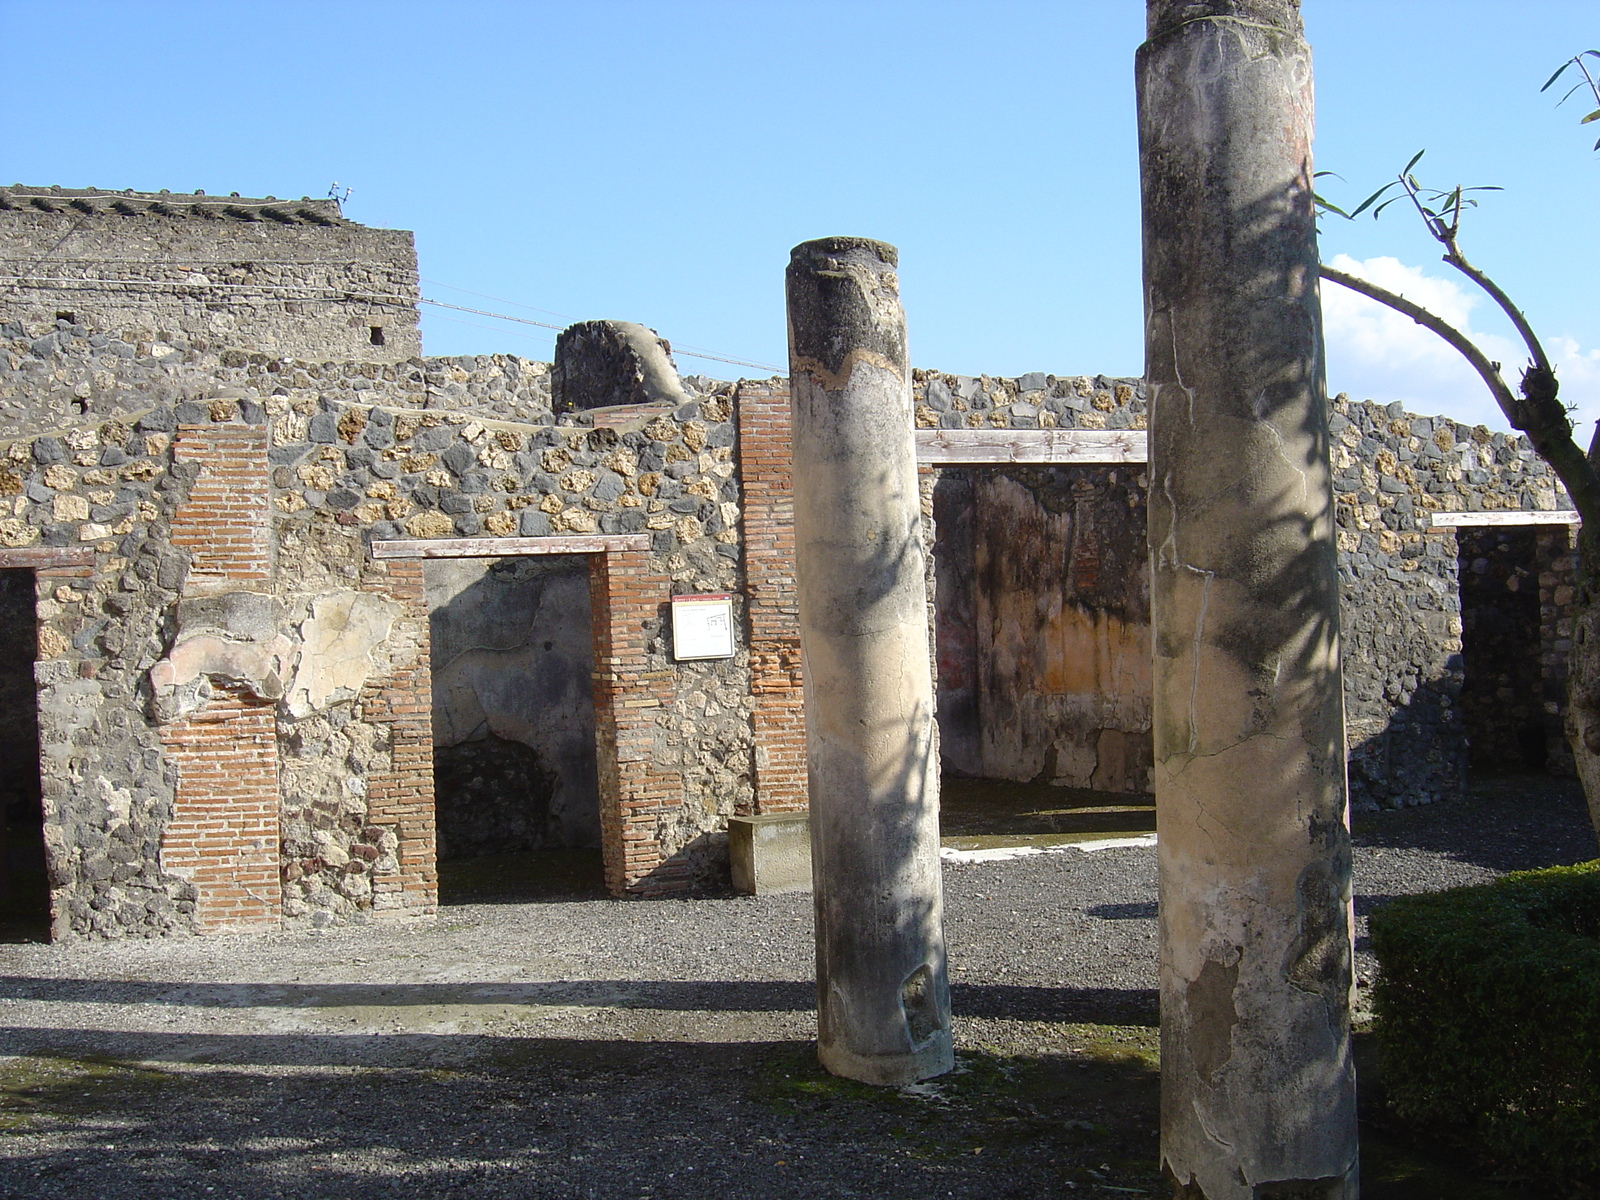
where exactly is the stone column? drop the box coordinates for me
[786,237,953,1086]
[1137,3,1358,1197]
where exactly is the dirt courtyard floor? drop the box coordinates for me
[0,775,1594,1199]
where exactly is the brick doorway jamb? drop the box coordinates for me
[371,533,677,896]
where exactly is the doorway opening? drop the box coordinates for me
[0,569,46,941]
[1456,526,1548,772]
[930,462,1155,848]
[426,554,605,902]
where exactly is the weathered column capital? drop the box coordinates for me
[1145,0,1302,40]
[786,238,907,392]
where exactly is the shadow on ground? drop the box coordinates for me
[0,978,1157,1032]
[1352,772,1596,873]
[0,1035,1161,1199]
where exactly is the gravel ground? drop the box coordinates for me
[0,775,1592,1199]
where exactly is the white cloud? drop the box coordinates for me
[1321,254,1600,438]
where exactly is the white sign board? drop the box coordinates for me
[671,593,735,661]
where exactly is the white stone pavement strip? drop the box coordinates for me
[940,834,1158,865]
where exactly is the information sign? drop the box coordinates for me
[671,593,735,661]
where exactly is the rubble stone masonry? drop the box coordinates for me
[0,192,1583,938]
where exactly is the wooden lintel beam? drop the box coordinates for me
[914,428,1147,465]
[1430,510,1580,528]
[371,534,652,560]
[0,547,97,569]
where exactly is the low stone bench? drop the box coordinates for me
[728,814,811,896]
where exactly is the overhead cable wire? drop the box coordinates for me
[424,310,555,347]
[0,273,784,374]
[419,277,573,322]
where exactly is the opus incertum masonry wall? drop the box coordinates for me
[0,184,1579,939]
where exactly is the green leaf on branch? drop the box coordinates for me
[1542,60,1576,92]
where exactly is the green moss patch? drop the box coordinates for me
[0,1055,176,1132]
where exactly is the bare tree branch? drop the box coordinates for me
[1319,263,1600,538]
[1440,248,1555,376]
[1318,265,1519,414]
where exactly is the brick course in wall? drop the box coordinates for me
[169,422,272,585]
[360,558,438,919]
[160,419,281,929]
[158,687,280,931]
[735,380,806,815]
[588,547,683,894]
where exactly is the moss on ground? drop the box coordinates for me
[0,1055,176,1132]
[751,1028,1163,1194]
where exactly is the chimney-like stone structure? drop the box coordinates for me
[551,320,688,412]
[785,236,953,1086]
[1137,2,1359,1196]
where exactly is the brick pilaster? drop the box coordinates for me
[169,423,272,586]
[589,549,682,895]
[158,421,281,930]
[159,686,280,931]
[735,381,808,814]
[360,558,438,918]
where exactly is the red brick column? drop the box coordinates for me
[159,687,280,931]
[360,558,438,919]
[589,548,681,895]
[735,381,808,814]
[158,421,280,930]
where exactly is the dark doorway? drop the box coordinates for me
[0,569,46,940]
[424,555,606,901]
[1457,527,1547,772]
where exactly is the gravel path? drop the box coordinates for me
[0,776,1592,1199]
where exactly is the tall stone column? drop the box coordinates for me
[1136,3,1358,1197]
[785,237,953,1086]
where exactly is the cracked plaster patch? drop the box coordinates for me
[285,592,401,718]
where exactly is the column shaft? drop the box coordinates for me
[785,236,953,1086]
[1137,2,1358,1195]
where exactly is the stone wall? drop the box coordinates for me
[0,187,420,364]
[0,332,769,935]
[2,177,1586,940]
[1327,398,1572,807]
[0,318,556,441]
[905,370,1575,810]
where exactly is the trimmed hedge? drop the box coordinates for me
[1369,860,1600,1188]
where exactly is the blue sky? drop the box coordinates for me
[3,1,1596,432]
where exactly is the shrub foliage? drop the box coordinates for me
[1370,860,1600,1187]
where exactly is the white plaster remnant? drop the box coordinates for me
[939,834,1156,865]
[149,587,298,721]
[285,592,401,718]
